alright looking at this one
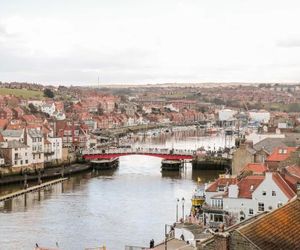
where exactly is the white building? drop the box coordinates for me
[204,172,295,227]
[25,128,44,169]
[218,109,237,121]
[0,140,32,168]
[41,102,56,116]
[44,137,62,163]
[248,110,270,123]
[1,129,24,142]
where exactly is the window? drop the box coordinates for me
[272,191,276,196]
[20,160,23,165]
[218,186,225,191]
[258,202,264,212]
[25,160,28,164]
[262,191,266,196]
[249,208,254,215]
[214,214,223,222]
[278,202,283,208]
[14,160,17,165]
[25,153,27,156]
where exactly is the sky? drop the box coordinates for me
[0,0,300,85]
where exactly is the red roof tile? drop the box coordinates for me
[266,147,297,162]
[286,165,300,178]
[272,172,296,200]
[238,199,300,250]
[206,177,237,192]
[0,119,8,129]
[237,175,264,198]
[243,163,267,174]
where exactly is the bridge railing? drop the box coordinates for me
[82,147,196,156]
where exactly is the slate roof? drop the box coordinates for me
[28,128,43,138]
[0,140,28,149]
[253,138,287,154]
[237,198,300,250]
[1,129,23,138]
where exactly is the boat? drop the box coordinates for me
[90,158,119,170]
[161,159,183,171]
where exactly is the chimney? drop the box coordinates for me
[297,182,300,198]
[265,172,272,180]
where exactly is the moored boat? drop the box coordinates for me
[90,158,119,170]
[161,159,183,171]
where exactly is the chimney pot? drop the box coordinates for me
[297,182,300,198]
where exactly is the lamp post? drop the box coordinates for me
[176,198,179,222]
[182,197,185,222]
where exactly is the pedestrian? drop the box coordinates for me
[150,239,155,248]
[180,234,185,241]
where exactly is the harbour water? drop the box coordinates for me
[0,131,234,249]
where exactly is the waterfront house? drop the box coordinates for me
[25,128,44,170]
[1,129,24,143]
[0,140,32,170]
[204,172,296,228]
[203,176,238,227]
[200,192,300,250]
[44,136,62,164]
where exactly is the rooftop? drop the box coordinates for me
[206,177,237,192]
[242,163,267,174]
[267,147,298,162]
[1,129,23,138]
[237,198,300,250]
[0,140,28,149]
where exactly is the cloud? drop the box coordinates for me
[277,38,300,48]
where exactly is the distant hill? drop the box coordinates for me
[0,87,44,99]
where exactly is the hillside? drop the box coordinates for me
[0,87,44,99]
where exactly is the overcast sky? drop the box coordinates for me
[1,0,300,85]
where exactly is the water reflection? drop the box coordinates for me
[0,134,226,249]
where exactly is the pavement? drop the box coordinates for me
[153,239,196,250]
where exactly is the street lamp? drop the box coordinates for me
[182,197,185,222]
[176,198,180,222]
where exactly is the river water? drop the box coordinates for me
[0,130,234,250]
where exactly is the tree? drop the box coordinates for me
[43,88,55,98]
[28,103,38,113]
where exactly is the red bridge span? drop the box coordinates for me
[82,147,195,161]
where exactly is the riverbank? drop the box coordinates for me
[0,163,90,186]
